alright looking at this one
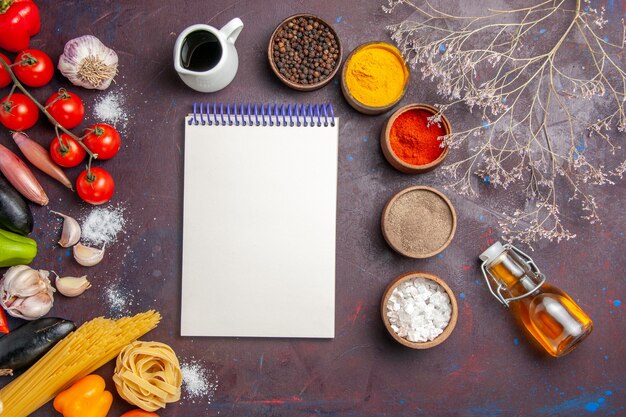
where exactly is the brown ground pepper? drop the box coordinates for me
[384,189,454,256]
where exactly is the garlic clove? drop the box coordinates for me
[1,267,53,301]
[8,269,49,298]
[0,266,55,320]
[73,243,105,267]
[0,265,31,291]
[55,274,91,297]
[51,211,81,247]
[7,291,53,320]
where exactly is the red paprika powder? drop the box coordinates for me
[389,109,446,165]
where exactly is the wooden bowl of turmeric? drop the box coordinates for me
[381,104,451,174]
[341,42,410,115]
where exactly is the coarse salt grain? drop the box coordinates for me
[93,90,129,130]
[386,277,452,342]
[81,206,126,246]
[181,360,218,404]
[105,285,133,317]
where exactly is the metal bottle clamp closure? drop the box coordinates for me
[480,243,546,307]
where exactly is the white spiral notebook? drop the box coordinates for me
[181,103,338,338]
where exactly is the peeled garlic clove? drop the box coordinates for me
[73,243,105,266]
[51,211,81,247]
[55,274,91,297]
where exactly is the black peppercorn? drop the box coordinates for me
[272,16,340,87]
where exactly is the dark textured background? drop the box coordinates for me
[0,1,624,416]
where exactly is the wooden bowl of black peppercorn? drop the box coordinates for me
[268,13,342,91]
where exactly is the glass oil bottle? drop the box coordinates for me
[479,242,593,357]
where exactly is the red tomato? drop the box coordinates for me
[0,53,11,88]
[120,410,159,417]
[45,90,85,129]
[49,134,86,168]
[76,167,114,205]
[82,123,121,160]
[13,49,54,87]
[0,93,39,130]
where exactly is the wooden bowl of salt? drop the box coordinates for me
[381,186,456,258]
[381,271,458,349]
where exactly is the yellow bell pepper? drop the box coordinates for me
[53,374,113,417]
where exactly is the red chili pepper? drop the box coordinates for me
[0,308,8,334]
[0,0,41,52]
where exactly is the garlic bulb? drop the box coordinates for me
[73,243,105,266]
[51,210,81,247]
[58,35,118,90]
[0,266,55,320]
[55,273,91,297]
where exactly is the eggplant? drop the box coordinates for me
[0,174,33,235]
[0,317,75,376]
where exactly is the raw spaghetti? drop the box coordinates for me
[113,341,182,411]
[0,311,160,417]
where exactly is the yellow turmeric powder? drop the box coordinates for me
[344,43,409,107]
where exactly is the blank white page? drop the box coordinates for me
[181,112,338,338]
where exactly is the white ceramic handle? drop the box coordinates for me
[220,17,244,43]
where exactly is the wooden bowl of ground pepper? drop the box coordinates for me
[268,14,342,91]
[381,104,451,174]
[381,186,457,259]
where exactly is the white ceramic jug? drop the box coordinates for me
[174,18,244,93]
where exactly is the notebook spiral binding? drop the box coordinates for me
[189,103,335,127]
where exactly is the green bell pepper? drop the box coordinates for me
[0,228,37,267]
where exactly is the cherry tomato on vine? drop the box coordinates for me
[0,93,39,130]
[49,133,86,168]
[82,123,120,160]
[76,167,114,205]
[45,89,84,129]
[13,49,54,87]
[0,53,12,88]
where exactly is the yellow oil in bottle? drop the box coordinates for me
[481,243,593,357]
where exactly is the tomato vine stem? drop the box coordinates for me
[0,59,97,160]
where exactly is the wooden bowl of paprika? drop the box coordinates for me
[341,42,410,115]
[381,104,451,174]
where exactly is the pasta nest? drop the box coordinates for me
[113,340,182,411]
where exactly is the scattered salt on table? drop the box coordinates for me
[386,277,452,342]
[93,90,129,130]
[106,286,133,317]
[81,206,126,246]
[181,360,218,404]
